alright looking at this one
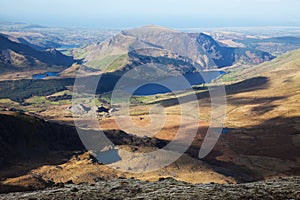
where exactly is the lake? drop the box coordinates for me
[32,72,59,79]
[133,71,225,96]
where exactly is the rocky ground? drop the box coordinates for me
[0,177,299,200]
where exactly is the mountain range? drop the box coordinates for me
[79,26,275,73]
[0,26,276,77]
[0,35,74,73]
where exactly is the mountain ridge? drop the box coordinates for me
[79,26,275,73]
[0,35,75,73]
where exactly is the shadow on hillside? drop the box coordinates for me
[225,76,269,95]
[228,96,285,106]
[250,104,278,115]
[0,183,34,194]
[226,95,287,115]
[223,116,300,159]
[1,112,299,191]
[0,112,169,193]
[184,116,300,182]
[152,76,270,107]
[0,112,85,181]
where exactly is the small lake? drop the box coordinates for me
[222,128,236,134]
[32,72,59,79]
[96,149,122,164]
[59,44,81,49]
[133,71,225,96]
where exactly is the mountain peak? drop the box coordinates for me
[82,27,274,72]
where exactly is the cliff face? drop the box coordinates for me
[196,33,275,68]
[81,26,274,72]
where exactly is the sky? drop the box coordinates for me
[1,0,300,29]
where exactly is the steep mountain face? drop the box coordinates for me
[196,33,275,68]
[0,35,75,73]
[81,26,208,73]
[81,26,274,73]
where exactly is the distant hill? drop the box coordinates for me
[0,35,75,73]
[79,26,274,73]
[0,32,61,51]
[0,22,118,51]
[234,36,300,55]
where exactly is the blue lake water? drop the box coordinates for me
[32,72,59,79]
[221,128,235,134]
[133,71,225,96]
[96,149,122,164]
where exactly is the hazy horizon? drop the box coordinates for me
[1,0,300,29]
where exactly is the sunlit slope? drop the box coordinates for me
[221,49,300,127]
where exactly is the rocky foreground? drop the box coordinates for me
[0,177,299,200]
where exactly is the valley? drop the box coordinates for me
[0,22,299,199]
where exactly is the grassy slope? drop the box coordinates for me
[220,49,300,83]
[125,49,300,179]
[221,49,300,121]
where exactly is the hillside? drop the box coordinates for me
[0,112,235,193]
[204,49,300,179]
[95,48,300,183]
[0,112,84,168]
[221,48,300,82]
[0,35,75,73]
[78,26,274,73]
